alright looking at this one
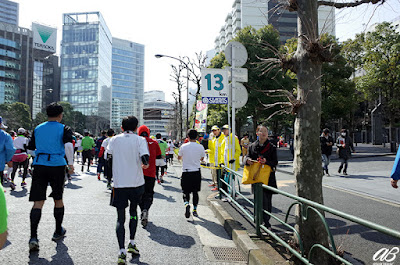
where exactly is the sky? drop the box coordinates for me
[14,0,400,102]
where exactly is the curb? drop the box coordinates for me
[207,193,275,265]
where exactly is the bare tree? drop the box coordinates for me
[170,64,185,140]
[184,52,208,127]
[259,0,387,263]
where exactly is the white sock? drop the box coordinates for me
[119,249,126,255]
[129,240,135,246]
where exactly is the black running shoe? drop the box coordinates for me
[185,204,190,218]
[29,238,39,252]
[118,253,127,265]
[193,209,198,217]
[52,227,66,241]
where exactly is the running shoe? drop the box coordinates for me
[107,183,112,190]
[52,227,66,241]
[185,204,190,218]
[193,209,198,217]
[127,243,139,255]
[21,181,27,187]
[10,181,15,191]
[97,173,101,180]
[208,184,216,187]
[118,253,127,265]
[157,179,161,184]
[160,177,164,183]
[211,187,218,191]
[29,238,39,252]
[141,210,148,227]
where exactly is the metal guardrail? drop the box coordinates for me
[217,165,400,265]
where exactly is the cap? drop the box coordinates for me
[18,128,26,134]
[0,123,7,129]
[0,116,3,124]
[222,125,229,130]
[211,125,219,131]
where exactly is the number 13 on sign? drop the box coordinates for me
[200,69,228,98]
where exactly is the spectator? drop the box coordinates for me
[336,129,355,175]
[320,128,334,176]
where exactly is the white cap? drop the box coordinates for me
[18,128,26,134]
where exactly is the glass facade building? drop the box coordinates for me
[0,0,18,26]
[111,38,144,129]
[61,12,112,123]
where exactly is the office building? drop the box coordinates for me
[144,90,164,103]
[214,0,336,52]
[0,0,18,26]
[60,12,112,123]
[0,21,58,118]
[111,37,144,129]
[143,90,175,138]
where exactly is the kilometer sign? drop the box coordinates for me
[200,69,228,104]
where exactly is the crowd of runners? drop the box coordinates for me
[0,101,265,265]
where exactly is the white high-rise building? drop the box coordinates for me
[214,0,336,53]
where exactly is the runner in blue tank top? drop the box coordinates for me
[27,103,74,252]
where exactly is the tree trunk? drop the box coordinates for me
[294,1,330,264]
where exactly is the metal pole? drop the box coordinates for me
[231,44,236,199]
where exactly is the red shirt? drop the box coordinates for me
[143,136,161,178]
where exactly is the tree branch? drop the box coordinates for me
[318,0,385,9]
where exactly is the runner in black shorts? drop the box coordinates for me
[27,102,74,252]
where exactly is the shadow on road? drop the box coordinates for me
[146,222,195,248]
[161,184,181,193]
[28,241,74,265]
[153,192,176,203]
[338,174,389,180]
[129,254,150,265]
[10,187,28,198]
[195,216,232,240]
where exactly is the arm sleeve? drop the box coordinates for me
[27,130,36,150]
[178,146,183,157]
[5,134,15,162]
[99,146,105,158]
[64,142,74,165]
[235,137,241,160]
[265,146,278,168]
[63,126,73,144]
[391,148,400,180]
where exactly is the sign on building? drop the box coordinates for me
[32,23,57,53]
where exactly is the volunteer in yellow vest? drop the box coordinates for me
[207,125,224,190]
[221,125,241,171]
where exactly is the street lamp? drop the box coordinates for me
[155,54,190,132]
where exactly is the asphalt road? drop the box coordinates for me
[217,153,400,265]
[0,159,245,265]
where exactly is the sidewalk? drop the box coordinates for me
[277,143,395,163]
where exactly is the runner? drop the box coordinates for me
[137,125,161,228]
[96,131,107,180]
[27,102,74,252]
[10,128,29,190]
[178,129,205,218]
[155,133,168,184]
[81,132,95,172]
[166,140,175,165]
[99,128,115,190]
[107,116,149,265]
[0,116,15,189]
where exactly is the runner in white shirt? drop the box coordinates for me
[167,140,175,165]
[106,116,149,265]
[100,128,115,190]
[178,129,205,219]
[10,128,29,189]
